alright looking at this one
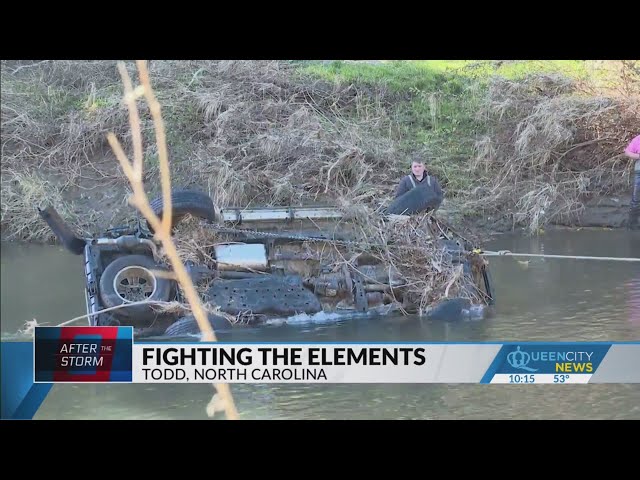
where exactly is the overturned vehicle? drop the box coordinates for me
[39,188,495,338]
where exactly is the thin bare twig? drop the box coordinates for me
[108,60,239,420]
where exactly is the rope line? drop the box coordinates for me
[481,250,640,262]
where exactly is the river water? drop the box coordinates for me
[2,228,639,419]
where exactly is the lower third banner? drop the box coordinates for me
[132,341,640,384]
[3,332,640,418]
[20,327,640,385]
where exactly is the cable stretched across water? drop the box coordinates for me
[208,223,640,262]
[481,250,640,262]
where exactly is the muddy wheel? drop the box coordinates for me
[386,187,442,216]
[147,189,218,233]
[99,254,173,321]
[165,314,233,337]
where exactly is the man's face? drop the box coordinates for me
[411,162,425,177]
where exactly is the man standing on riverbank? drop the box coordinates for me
[389,156,444,216]
[394,156,443,201]
[624,134,640,230]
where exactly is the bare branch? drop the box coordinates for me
[137,60,173,235]
[116,63,144,183]
[109,60,240,420]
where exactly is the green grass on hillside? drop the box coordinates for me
[296,60,589,194]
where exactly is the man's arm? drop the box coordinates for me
[624,136,640,159]
[624,148,640,160]
[394,176,411,198]
[432,176,444,202]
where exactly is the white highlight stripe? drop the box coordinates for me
[490,374,592,384]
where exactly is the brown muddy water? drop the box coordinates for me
[1,228,639,420]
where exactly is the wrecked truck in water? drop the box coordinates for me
[39,189,495,338]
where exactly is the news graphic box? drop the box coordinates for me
[483,343,615,384]
[34,326,133,383]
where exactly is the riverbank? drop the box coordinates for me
[2,60,638,245]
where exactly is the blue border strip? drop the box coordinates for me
[2,342,53,420]
[479,345,510,384]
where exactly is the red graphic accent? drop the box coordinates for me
[53,327,119,382]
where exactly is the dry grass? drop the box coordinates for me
[1,60,135,241]
[1,61,129,171]
[171,215,221,267]
[0,168,98,241]
[346,210,489,310]
[466,70,640,232]
[2,60,639,242]
[1,60,406,242]
[180,60,400,210]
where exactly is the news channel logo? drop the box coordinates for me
[507,346,538,372]
[34,326,133,382]
[498,344,612,375]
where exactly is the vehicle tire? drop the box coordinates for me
[164,314,233,337]
[426,297,471,322]
[96,313,121,326]
[147,189,218,233]
[386,187,442,216]
[99,254,173,322]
